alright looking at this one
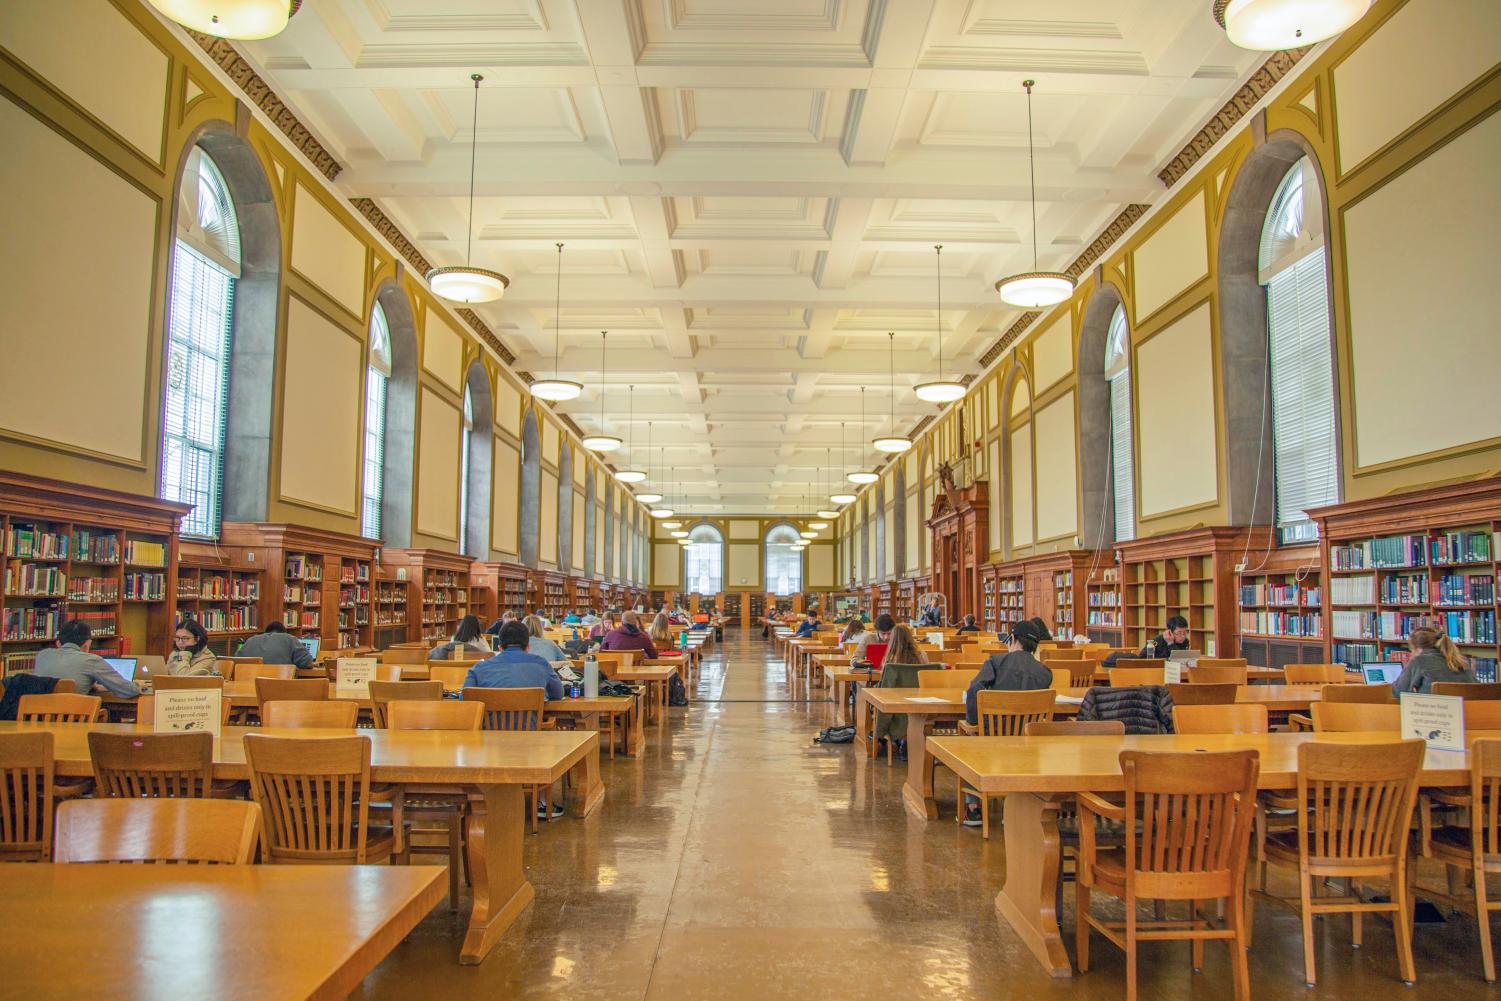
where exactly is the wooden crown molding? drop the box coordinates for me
[187,32,342,181]
[351,197,432,275]
[453,309,518,366]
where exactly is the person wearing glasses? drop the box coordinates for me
[166,619,217,676]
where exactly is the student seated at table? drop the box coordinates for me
[589,612,618,641]
[1393,625,1477,694]
[955,614,981,635]
[873,625,929,759]
[35,619,141,698]
[849,614,895,667]
[794,609,821,638]
[464,621,564,699]
[964,619,1051,726]
[236,621,314,668]
[562,609,583,625]
[483,610,518,638]
[580,608,600,626]
[601,611,659,660]
[523,615,569,665]
[431,614,492,661]
[165,619,217,676]
[529,609,553,629]
[838,618,866,647]
[918,601,943,627]
[1104,614,1190,666]
[648,612,680,656]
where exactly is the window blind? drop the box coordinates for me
[765,525,803,595]
[458,389,473,553]
[1267,246,1337,542]
[1109,373,1135,543]
[361,367,387,539]
[684,542,723,595]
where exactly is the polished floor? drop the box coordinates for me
[362,633,1497,1000]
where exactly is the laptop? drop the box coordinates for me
[297,636,321,660]
[103,657,138,682]
[1361,662,1403,685]
[1167,649,1203,664]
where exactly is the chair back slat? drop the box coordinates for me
[243,734,374,864]
[0,732,54,860]
[387,700,484,731]
[233,662,290,683]
[1123,750,1259,883]
[1310,703,1400,732]
[367,680,443,728]
[53,799,260,864]
[975,689,1056,736]
[150,675,225,691]
[1109,665,1165,687]
[1321,683,1394,704]
[1434,682,1501,700]
[261,700,359,729]
[463,687,546,731]
[89,732,214,799]
[917,668,978,689]
[1474,740,1501,858]
[254,677,329,704]
[1190,664,1248,686]
[1284,663,1346,685]
[1174,704,1269,735]
[1024,720,1125,736]
[17,693,102,723]
[1298,740,1422,863]
[1166,682,1238,706]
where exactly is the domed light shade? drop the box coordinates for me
[529,377,583,402]
[661,521,682,529]
[847,471,878,485]
[872,435,913,454]
[671,530,688,538]
[800,530,819,539]
[615,469,647,483]
[996,272,1074,308]
[581,434,623,452]
[913,380,966,404]
[147,0,300,39]
[635,493,663,504]
[427,266,509,304]
[830,492,857,504]
[678,538,693,546]
[816,510,840,520]
[809,522,828,530]
[1214,0,1372,49]
[648,508,675,519]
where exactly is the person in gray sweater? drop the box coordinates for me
[34,620,141,698]
[1392,625,1477,694]
[236,621,314,668]
[964,619,1053,725]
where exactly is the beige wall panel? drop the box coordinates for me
[494,376,523,437]
[1137,303,1218,516]
[1011,378,1030,417]
[415,388,460,539]
[986,377,999,428]
[280,298,361,514]
[988,440,1002,554]
[0,0,168,159]
[1131,190,1208,320]
[1031,312,1074,392]
[883,501,895,577]
[729,519,761,540]
[594,501,605,574]
[1033,391,1079,541]
[653,543,683,587]
[289,184,365,317]
[491,439,520,554]
[1010,427,1033,547]
[905,492,920,570]
[1334,0,1501,169]
[421,310,464,394]
[540,470,559,565]
[0,99,155,462]
[1346,112,1501,468]
[808,544,834,588]
[542,416,559,465]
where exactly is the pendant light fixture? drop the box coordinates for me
[147,0,301,39]
[635,426,663,503]
[873,332,914,453]
[817,447,841,519]
[660,464,682,526]
[427,75,511,305]
[830,423,858,504]
[529,243,582,400]
[615,385,646,482]
[581,332,623,452]
[648,454,675,518]
[847,389,879,484]
[915,246,967,403]
[996,80,1074,309]
[1214,0,1372,50]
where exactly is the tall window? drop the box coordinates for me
[459,386,473,550]
[1261,157,1337,543]
[684,524,723,595]
[1105,305,1135,543]
[162,147,239,538]
[765,523,803,596]
[360,304,391,538]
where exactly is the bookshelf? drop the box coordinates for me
[0,473,186,675]
[894,579,916,623]
[381,550,474,644]
[372,574,410,649]
[472,561,529,623]
[175,547,263,655]
[1085,565,1123,645]
[1311,478,1501,682]
[280,551,324,636]
[748,592,766,628]
[980,565,999,632]
[1053,569,1075,636]
[721,591,741,627]
[1236,544,1323,669]
[994,571,1025,637]
[335,556,373,649]
[569,576,591,612]
[533,571,567,621]
[1115,526,1269,659]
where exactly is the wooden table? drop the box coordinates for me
[856,687,970,820]
[5,721,602,966]
[821,658,879,723]
[926,730,1488,979]
[613,665,679,724]
[1054,684,1326,715]
[545,695,644,757]
[0,863,445,999]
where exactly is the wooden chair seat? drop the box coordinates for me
[53,798,260,864]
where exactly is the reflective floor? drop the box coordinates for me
[361,632,1496,999]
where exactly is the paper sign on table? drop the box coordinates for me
[926,632,945,649]
[1400,692,1464,752]
[154,688,222,737]
[335,657,378,696]
[906,696,954,703]
[1163,661,1183,684]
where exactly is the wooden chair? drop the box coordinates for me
[1310,702,1400,732]
[216,656,263,670]
[261,700,360,729]
[1419,737,1501,981]
[917,668,978,689]
[462,688,554,833]
[254,677,329,705]
[88,731,214,798]
[1194,657,1248,671]
[1038,646,1078,663]
[1465,701,1501,729]
[1048,666,1074,691]
[1110,666,1166,687]
[427,664,470,689]
[1053,659,1097,687]
[17,693,102,723]
[1167,683,1239,706]
[1190,664,1248,686]
[368,680,443,728]
[1076,749,1260,1001]
[1023,720,1125,736]
[149,675,224,691]
[1284,663,1347,685]
[1321,683,1395,704]
[1434,682,1501,700]
[53,799,260,864]
[1252,739,1424,986]
[242,734,397,864]
[0,731,53,861]
[387,700,484,730]
[957,690,1057,840]
[591,650,638,677]
[387,699,483,910]
[1174,704,1269,735]
[232,662,292,683]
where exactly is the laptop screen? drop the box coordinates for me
[297,637,320,659]
[104,657,137,681]
[1362,662,1402,684]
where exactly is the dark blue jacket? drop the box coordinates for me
[464,647,564,699]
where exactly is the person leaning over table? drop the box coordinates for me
[464,621,564,699]
[794,608,821,638]
[34,619,142,698]
[1393,624,1477,694]
[849,613,896,667]
[165,618,217,676]
[236,620,314,669]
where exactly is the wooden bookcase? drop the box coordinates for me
[747,592,766,627]
[176,544,264,655]
[894,579,916,623]
[472,561,529,623]
[380,549,474,644]
[333,555,373,649]
[721,591,742,626]
[569,576,591,613]
[993,567,1025,637]
[371,573,410,649]
[1236,544,1324,669]
[1311,477,1501,682]
[0,473,186,673]
[979,564,999,632]
[1084,565,1123,646]
[1115,526,1269,658]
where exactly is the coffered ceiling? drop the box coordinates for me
[237,0,1265,514]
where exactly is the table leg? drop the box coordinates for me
[460,783,533,965]
[994,792,1072,978]
[854,688,870,752]
[901,717,940,820]
[626,698,644,756]
[835,679,850,723]
[568,742,605,818]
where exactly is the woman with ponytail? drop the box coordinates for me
[1392,624,1477,694]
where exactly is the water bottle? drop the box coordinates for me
[584,655,600,698]
[572,627,580,641]
[568,679,583,700]
[679,629,688,650]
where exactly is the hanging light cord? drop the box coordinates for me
[465,75,481,267]
[1025,80,1039,270]
[934,245,944,381]
[888,331,898,431]
[626,384,634,457]
[598,331,607,428]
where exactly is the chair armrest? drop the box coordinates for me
[1287,713,1313,732]
[1259,790,1301,810]
[1076,791,1126,822]
[540,719,558,730]
[957,721,978,736]
[1427,788,1472,808]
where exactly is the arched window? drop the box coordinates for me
[1261,157,1337,543]
[766,523,803,596]
[361,304,391,539]
[685,524,723,595]
[1104,305,1135,543]
[162,146,239,538]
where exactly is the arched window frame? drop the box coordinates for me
[361,303,392,539]
[1104,305,1136,543]
[684,523,724,595]
[766,522,803,597]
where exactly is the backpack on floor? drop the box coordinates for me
[668,672,689,706]
[814,724,856,745]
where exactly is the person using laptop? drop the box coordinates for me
[165,619,217,676]
[1139,615,1191,659]
[34,619,141,698]
[236,621,314,669]
[849,614,895,668]
[1392,624,1477,694]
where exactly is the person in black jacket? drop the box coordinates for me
[1139,614,1191,659]
[955,614,981,635]
[961,619,1053,827]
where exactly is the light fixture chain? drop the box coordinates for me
[934,245,944,379]
[1025,80,1039,270]
[466,75,481,267]
[599,331,607,426]
[553,242,563,379]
